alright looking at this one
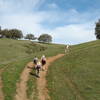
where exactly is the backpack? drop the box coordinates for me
[33,58,38,64]
[41,58,46,65]
[36,62,41,69]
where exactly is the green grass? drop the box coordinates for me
[0,39,29,64]
[47,40,100,100]
[0,38,65,100]
[2,58,32,100]
[1,38,100,100]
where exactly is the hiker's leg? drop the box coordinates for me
[65,49,67,54]
[42,61,46,70]
[36,69,37,75]
[42,65,44,71]
[67,48,69,53]
[43,63,46,70]
[36,67,38,75]
[37,69,40,77]
[44,65,46,71]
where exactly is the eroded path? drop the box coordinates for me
[15,62,33,100]
[15,54,64,100]
[37,54,65,100]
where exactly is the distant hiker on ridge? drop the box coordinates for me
[65,44,70,54]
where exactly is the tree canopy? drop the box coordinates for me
[25,34,36,40]
[0,29,23,39]
[0,26,53,43]
[0,26,1,31]
[38,34,52,43]
[95,19,100,39]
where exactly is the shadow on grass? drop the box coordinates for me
[27,65,40,78]
[29,72,40,78]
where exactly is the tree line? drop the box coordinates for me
[95,19,100,39]
[0,19,100,42]
[0,26,52,43]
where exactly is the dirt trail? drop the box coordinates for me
[0,53,83,100]
[15,62,34,100]
[15,54,64,100]
[37,54,65,100]
[0,69,4,100]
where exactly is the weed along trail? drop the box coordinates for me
[15,62,33,100]
[0,77,4,100]
[0,70,4,100]
[37,54,65,100]
[0,66,12,100]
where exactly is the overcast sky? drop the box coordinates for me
[0,0,100,44]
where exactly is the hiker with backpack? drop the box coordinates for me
[33,56,38,65]
[35,61,42,77]
[41,55,46,70]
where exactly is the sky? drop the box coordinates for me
[0,0,100,44]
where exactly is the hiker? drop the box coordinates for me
[65,44,70,54]
[35,61,42,77]
[33,56,38,65]
[41,55,46,70]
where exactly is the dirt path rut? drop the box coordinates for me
[37,54,65,100]
[15,62,33,100]
[15,54,64,100]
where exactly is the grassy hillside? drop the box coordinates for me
[0,38,65,100]
[47,40,100,100]
[0,38,47,66]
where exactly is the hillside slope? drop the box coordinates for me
[0,38,65,100]
[0,39,47,65]
[47,40,100,100]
